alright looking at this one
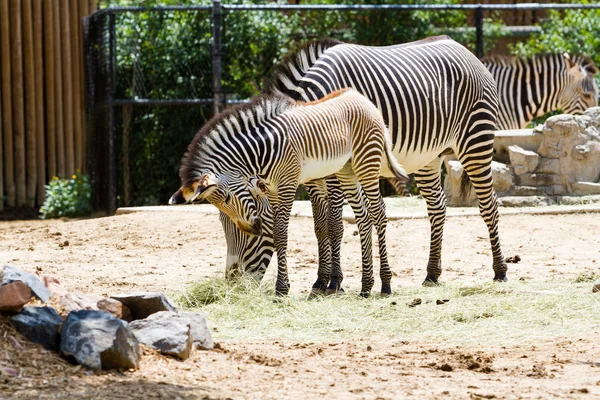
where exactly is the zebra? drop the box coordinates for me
[169,89,408,296]
[388,52,599,195]
[219,36,507,292]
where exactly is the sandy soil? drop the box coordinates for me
[1,209,600,399]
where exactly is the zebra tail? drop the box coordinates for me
[383,127,408,181]
[458,170,472,202]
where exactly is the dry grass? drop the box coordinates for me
[175,277,600,346]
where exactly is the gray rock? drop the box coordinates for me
[1,265,50,303]
[497,196,552,207]
[445,160,514,206]
[535,158,560,175]
[10,307,62,351]
[129,311,192,360]
[60,310,140,370]
[570,182,600,195]
[59,293,104,313]
[517,173,560,187]
[181,312,214,350]
[508,145,540,174]
[111,292,178,320]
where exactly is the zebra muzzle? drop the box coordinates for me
[237,217,262,236]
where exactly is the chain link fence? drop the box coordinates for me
[84,2,600,213]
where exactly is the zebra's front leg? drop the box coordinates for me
[326,177,345,295]
[273,186,297,296]
[414,159,446,286]
[305,181,332,298]
[335,172,375,297]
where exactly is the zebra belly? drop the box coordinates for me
[382,148,449,177]
[299,155,351,184]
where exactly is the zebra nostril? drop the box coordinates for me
[251,217,262,234]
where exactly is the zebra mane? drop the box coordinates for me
[482,53,598,75]
[179,94,296,183]
[263,38,343,99]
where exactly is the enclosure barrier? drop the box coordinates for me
[80,2,599,214]
[0,0,97,210]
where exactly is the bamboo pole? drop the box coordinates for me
[71,0,83,172]
[10,0,26,206]
[80,0,89,173]
[0,0,12,209]
[23,0,37,207]
[53,0,65,176]
[33,0,45,203]
[44,0,56,180]
[61,0,75,176]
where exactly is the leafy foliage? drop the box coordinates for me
[40,173,93,219]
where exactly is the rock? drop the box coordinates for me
[535,158,560,175]
[180,312,214,350]
[513,186,551,196]
[10,307,63,351]
[59,293,104,313]
[445,160,514,206]
[508,145,540,174]
[98,298,132,322]
[490,161,514,193]
[60,310,141,370]
[1,265,50,302]
[129,311,193,360]
[111,292,178,320]
[41,276,69,299]
[593,279,600,293]
[570,182,600,195]
[0,282,32,313]
[517,173,560,187]
[497,196,552,207]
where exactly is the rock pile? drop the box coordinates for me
[445,107,600,206]
[0,264,213,371]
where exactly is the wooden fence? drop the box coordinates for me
[0,0,96,210]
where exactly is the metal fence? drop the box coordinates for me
[84,2,600,213]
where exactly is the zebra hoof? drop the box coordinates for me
[359,291,371,298]
[493,273,508,282]
[326,279,344,295]
[275,287,290,297]
[308,287,326,299]
[422,276,440,287]
[326,287,344,296]
[381,283,392,296]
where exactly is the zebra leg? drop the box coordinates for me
[459,157,508,282]
[326,177,345,294]
[335,172,375,297]
[358,179,393,295]
[273,186,297,296]
[413,159,446,286]
[305,180,332,297]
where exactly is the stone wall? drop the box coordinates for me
[445,107,600,206]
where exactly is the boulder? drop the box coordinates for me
[59,293,104,313]
[570,182,600,195]
[111,292,178,320]
[497,196,552,208]
[129,311,192,360]
[180,312,214,350]
[508,145,540,175]
[0,282,32,313]
[10,307,63,351]
[1,265,50,302]
[41,276,69,299]
[445,160,514,206]
[60,310,141,370]
[517,173,560,187]
[98,298,132,322]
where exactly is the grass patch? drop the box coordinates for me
[173,277,600,346]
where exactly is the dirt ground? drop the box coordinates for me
[1,209,600,399]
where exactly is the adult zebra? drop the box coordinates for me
[389,52,599,195]
[219,36,507,293]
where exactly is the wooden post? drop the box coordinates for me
[53,0,65,176]
[33,0,45,202]
[61,0,75,176]
[0,0,13,208]
[88,0,96,13]
[71,0,83,172]
[23,0,37,207]
[44,0,56,180]
[79,0,89,172]
[10,0,26,206]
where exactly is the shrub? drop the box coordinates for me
[40,173,93,219]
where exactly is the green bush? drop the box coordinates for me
[40,173,93,219]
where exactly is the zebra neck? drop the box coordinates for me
[523,55,566,126]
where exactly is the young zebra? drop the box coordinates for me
[169,89,407,296]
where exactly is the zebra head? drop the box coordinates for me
[169,172,263,236]
[560,54,598,114]
[220,176,274,280]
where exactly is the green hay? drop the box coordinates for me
[173,277,600,346]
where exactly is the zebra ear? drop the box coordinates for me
[191,173,220,201]
[563,53,577,70]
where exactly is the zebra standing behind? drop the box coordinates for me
[220,36,507,293]
[169,89,408,296]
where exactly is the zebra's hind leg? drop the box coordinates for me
[457,134,507,282]
[335,172,375,297]
[326,177,345,295]
[273,185,299,296]
[305,180,332,298]
[413,159,446,286]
